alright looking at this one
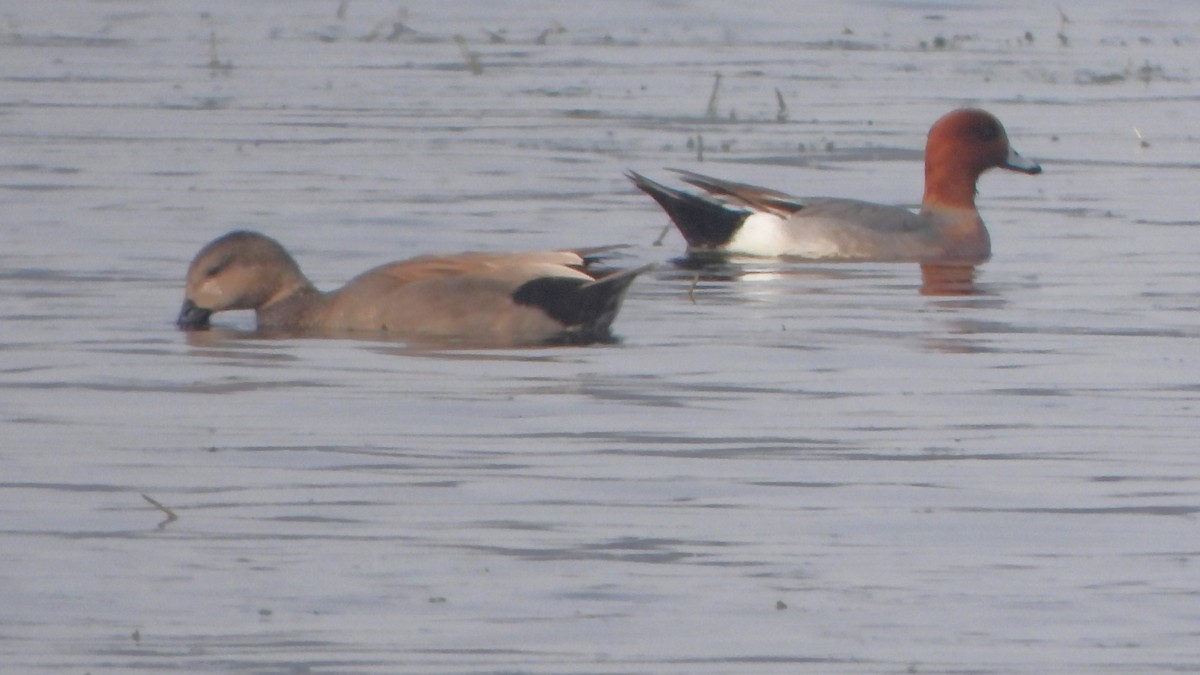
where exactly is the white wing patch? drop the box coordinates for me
[726,212,788,256]
[727,212,843,258]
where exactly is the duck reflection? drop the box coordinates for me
[920,263,979,296]
[667,254,982,296]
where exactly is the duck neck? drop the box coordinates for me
[257,281,322,329]
[923,162,980,210]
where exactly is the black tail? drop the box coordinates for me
[627,171,748,249]
[512,264,652,344]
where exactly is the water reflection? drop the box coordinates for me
[668,255,981,296]
[920,263,979,296]
[10,1,1200,672]
[181,320,610,359]
[669,254,900,282]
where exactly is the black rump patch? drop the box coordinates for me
[512,266,642,344]
[511,276,592,326]
[627,171,749,249]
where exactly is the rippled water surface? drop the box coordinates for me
[3,1,1200,673]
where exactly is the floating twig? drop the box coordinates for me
[384,21,416,42]
[364,9,416,43]
[1056,5,1070,47]
[774,88,789,123]
[534,21,566,45]
[454,35,484,75]
[652,223,671,246]
[1133,126,1150,148]
[687,275,699,304]
[141,493,178,530]
[336,0,349,21]
[208,31,233,76]
[208,30,218,67]
[705,72,722,120]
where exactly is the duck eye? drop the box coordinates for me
[975,123,1000,142]
[204,260,228,278]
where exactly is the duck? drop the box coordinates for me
[627,108,1041,264]
[176,230,648,346]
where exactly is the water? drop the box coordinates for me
[2,1,1199,672]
